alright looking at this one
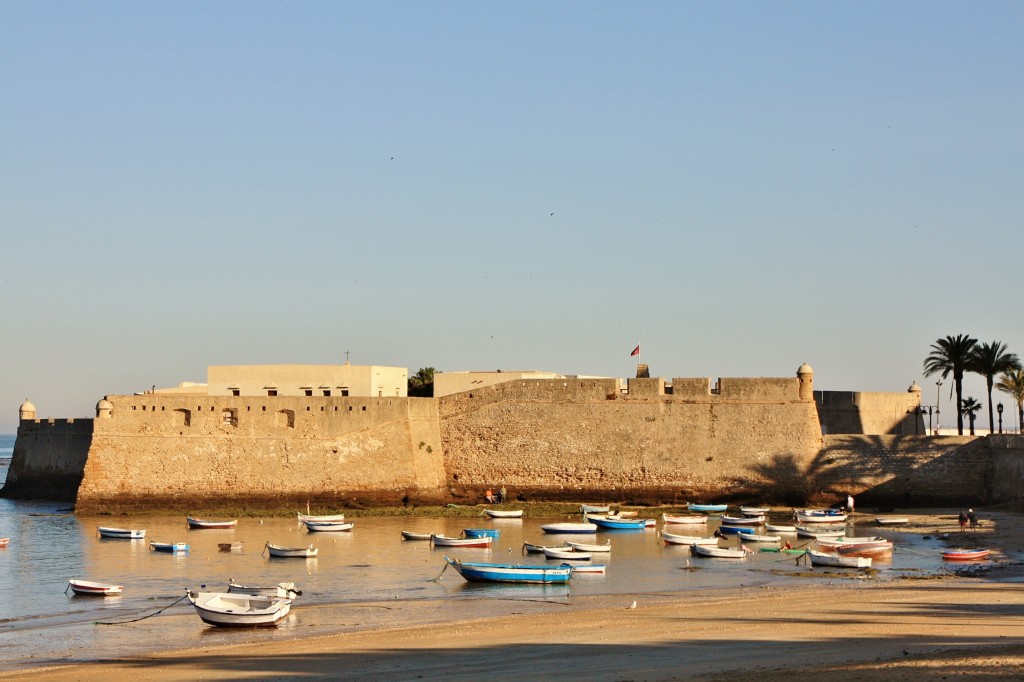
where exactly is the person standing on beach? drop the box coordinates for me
[967,509,978,530]
[499,485,507,503]
[959,510,968,532]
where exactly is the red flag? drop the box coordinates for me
[630,345,640,357]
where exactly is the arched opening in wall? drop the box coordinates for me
[277,409,295,428]
[221,408,238,427]
[173,408,191,427]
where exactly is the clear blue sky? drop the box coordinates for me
[3,2,1022,433]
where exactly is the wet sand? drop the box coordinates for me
[11,511,1024,681]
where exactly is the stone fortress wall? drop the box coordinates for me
[3,418,92,500]
[72,393,443,512]
[6,365,1024,510]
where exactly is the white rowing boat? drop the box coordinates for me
[662,513,708,525]
[484,509,524,518]
[543,547,592,561]
[661,531,719,546]
[265,542,317,558]
[67,579,123,596]
[97,526,146,539]
[807,549,872,568]
[691,545,747,559]
[563,540,611,553]
[187,591,292,627]
[227,579,301,598]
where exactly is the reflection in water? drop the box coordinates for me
[0,488,969,672]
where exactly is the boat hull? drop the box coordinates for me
[303,520,354,532]
[796,511,848,524]
[187,517,238,529]
[563,540,611,553]
[942,549,990,561]
[808,550,871,568]
[661,532,718,546]
[227,580,301,598]
[717,525,755,535]
[662,513,708,525]
[588,516,646,530]
[463,528,500,538]
[540,523,597,534]
[402,531,433,541]
[687,504,728,513]
[68,579,123,596]
[266,543,318,558]
[692,545,747,558]
[297,513,346,523]
[150,542,189,553]
[431,534,493,548]
[98,527,146,539]
[188,592,291,627]
[447,558,572,583]
[484,509,524,518]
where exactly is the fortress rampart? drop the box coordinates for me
[72,394,443,512]
[4,418,93,499]
[6,367,1024,510]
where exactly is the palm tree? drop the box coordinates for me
[969,341,1021,434]
[960,397,982,435]
[996,368,1024,434]
[923,334,978,435]
[408,367,436,397]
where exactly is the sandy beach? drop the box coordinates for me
[10,511,1024,681]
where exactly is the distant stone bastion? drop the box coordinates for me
[5,365,1023,511]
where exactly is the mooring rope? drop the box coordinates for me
[430,557,450,577]
[93,594,190,626]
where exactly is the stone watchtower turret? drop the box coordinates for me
[797,363,814,401]
[19,399,36,421]
[96,398,113,419]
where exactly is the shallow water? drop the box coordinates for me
[0,448,982,671]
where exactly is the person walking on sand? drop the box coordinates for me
[967,508,978,530]
[499,485,507,504]
[958,510,968,532]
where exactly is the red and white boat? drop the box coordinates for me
[0,537,10,547]
[187,517,238,529]
[818,537,894,558]
[67,579,123,596]
[430,534,493,548]
[942,549,990,561]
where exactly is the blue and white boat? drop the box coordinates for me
[463,528,500,539]
[687,503,728,513]
[445,557,573,584]
[716,525,756,535]
[150,542,189,553]
[98,526,146,539]
[587,516,647,530]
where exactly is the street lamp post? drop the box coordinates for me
[935,381,943,435]
[997,403,1004,434]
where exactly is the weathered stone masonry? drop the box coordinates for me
[6,370,1024,510]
